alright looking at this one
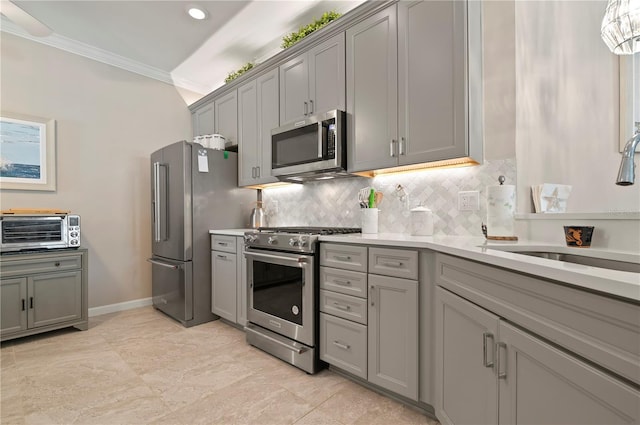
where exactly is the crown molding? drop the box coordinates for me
[1,17,208,95]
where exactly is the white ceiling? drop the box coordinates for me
[1,0,365,98]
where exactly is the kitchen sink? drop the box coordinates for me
[496,250,640,273]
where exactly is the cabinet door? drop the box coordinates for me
[498,321,640,424]
[368,274,418,400]
[279,53,309,124]
[0,277,27,335]
[435,287,499,425]
[308,32,346,117]
[214,90,238,145]
[398,1,467,165]
[236,237,248,327]
[238,79,259,186]
[256,68,279,184]
[346,4,398,172]
[211,251,237,323]
[193,102,215,137]
[28,271,82,329]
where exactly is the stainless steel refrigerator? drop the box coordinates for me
[149,141,253,327]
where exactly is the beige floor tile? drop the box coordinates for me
[1,307,438,425]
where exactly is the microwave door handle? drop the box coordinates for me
[153,162,161,242]
[318,122,323,158]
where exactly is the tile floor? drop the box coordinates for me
[1,307,439,425]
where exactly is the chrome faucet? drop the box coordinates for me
[616,122,640,186]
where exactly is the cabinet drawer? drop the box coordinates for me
[320,312,367,379]
[320,290,367,325]
[319,266,367,298]
[0,254,82,278]
[320,243,367,272]
[369,247,418,280]
[210,235,237,253]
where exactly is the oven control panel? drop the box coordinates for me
[244,232,318,253]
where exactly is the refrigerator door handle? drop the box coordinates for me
[147,258,181,270]
[153,162,162,242]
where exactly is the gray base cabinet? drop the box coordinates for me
[434,254,640,425]
[211,234,248,326]
[319,243,419,401]
[0,249,88,342]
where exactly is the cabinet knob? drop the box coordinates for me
[54,262,60,267]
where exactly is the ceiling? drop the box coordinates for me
[1,0,365,99]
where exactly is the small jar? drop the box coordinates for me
[410,206,433,236]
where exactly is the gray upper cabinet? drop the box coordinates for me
[280,33,346,125]
[347,1,482,173]
[238,68,279,186]
[346,5,398,172]
[192,101,214,137]
[214,90,238,146]
[397,0,467,165]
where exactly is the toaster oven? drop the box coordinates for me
[0,214,81,252]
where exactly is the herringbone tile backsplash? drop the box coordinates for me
[262,159,516,236]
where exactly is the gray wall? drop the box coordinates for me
[1,34,193,308]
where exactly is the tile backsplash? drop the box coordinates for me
[262,158,516,236]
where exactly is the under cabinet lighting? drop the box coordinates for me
[352,157,480,178]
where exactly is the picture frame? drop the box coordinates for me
[619,52,639,152]
[0,112,56,191]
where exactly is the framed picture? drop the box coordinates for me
[619,52,639,152]
[0,112,56,191]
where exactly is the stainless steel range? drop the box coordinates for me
[244,226,361,374]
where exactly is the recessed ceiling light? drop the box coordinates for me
[187,6,208,20]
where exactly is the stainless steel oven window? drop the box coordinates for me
[245,249,315,346]
[271,123,321,168]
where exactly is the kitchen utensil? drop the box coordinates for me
[249,202,266,228]
[374,192,383,207]
[368,188,376,208]
[359,187,371,204]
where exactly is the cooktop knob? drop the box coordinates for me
[268,236,277,245]
[289,238,299,247]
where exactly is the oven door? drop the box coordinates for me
[245,248,315,347]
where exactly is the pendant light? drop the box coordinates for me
[601,0,640,54]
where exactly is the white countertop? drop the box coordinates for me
[210,229,253,237]
[319,233,640,302]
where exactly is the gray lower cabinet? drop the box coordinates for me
[238,68,279,186]
[368,273,418,400]
[319,243,419,401]
[0,249,88,342]
[434,254,640,425]
[211,234,247,326]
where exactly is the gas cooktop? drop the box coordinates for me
[244,227,361,253]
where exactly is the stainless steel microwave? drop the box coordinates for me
[271,109,347,182]
[0,214,81,252]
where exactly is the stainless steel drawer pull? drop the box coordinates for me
[383,261,403,268]
[218,242,228,246]
[333,279,351,286]
[21,299,25,311]
[333,302,351,311]
[370,285,375,306]
[333,340,350,350]
[217,254,228,260]
[334,255,352,262]
[482,332,495,368]
[497,342,507,379]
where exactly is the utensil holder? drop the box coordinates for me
[362,208,379,234]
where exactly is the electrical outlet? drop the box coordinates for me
[458,191,480,211]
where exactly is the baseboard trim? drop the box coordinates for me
[89,297,153,317]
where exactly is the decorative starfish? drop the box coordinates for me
[543,188,561,212]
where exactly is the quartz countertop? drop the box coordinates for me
[318,233,640,302]
[209,229,253,237]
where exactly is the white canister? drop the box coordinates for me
[410,206,434,236]
[361,208,379,234]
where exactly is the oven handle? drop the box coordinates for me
[247,325,308,354]
[244,250,308,264]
